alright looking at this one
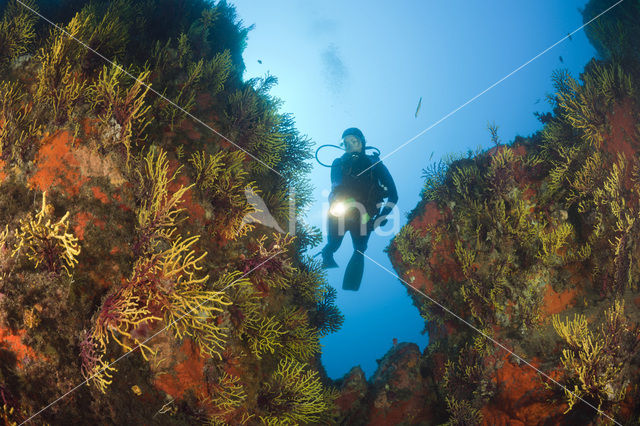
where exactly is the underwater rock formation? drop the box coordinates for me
[334,343,438,425]
[0,0,343,424]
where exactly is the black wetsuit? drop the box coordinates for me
[323,151,398,258]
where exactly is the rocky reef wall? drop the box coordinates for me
[0,1,343,424]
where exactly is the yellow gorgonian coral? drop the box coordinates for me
[134,146,192,254]
[279,308,321,363]
[90,64,151,170]
[0,224,12,280]
[257,357,328,425]
[23,307,40,329]
[0,225,8,246]
[12,191,81,276]
[79,332,117,394]
[209,372,246,414]
[1,402,18,426]
[157,234,209,287]
[165,287,231,360]
[553,300,635,414]
[35,10,87,124]
[187,149,258,240]
[91,287,161,360]
[244,315,285,359]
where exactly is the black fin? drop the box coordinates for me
[342,251,364,291]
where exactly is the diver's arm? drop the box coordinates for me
[377,163,398,218]
[329,158,343,203]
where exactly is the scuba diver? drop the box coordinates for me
[319,127,398,291]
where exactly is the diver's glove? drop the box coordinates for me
[374,215,388,229]
[366,215,388,233]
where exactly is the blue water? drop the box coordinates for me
[232,0,598,380]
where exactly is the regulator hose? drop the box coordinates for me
[365,146,381,156]
[315,144,343,167]
[315,144,381,167]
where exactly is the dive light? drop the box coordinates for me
[329,201,347,217]
[329,197,355,217]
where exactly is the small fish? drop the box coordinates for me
[535,98,540,104]
[257,59,262,64]
[567,32,572,41]
[559,56,564,63]
[414,96,422,118]
[428,151,434,161]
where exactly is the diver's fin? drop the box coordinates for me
[342,251,364,291]
[321,247,339,269]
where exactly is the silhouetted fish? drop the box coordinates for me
[415,96,422,118]
[559,56,564,63]
[257,59,262,64]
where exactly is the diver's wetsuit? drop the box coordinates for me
[322,151,398,289]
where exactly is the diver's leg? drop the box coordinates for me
[321,214,343,268]
[352,222,372,253]
[342,218,371,291]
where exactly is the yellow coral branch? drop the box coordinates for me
[165,287,231,360]
[12,192,81,276]
[158,235,208,286]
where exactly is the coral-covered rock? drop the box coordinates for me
[365,2,640,424]
[0,1,336,424]
[480,355,566,425]
[334,343,441,425]
[366,343,435,425]
[334,366,368,423]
